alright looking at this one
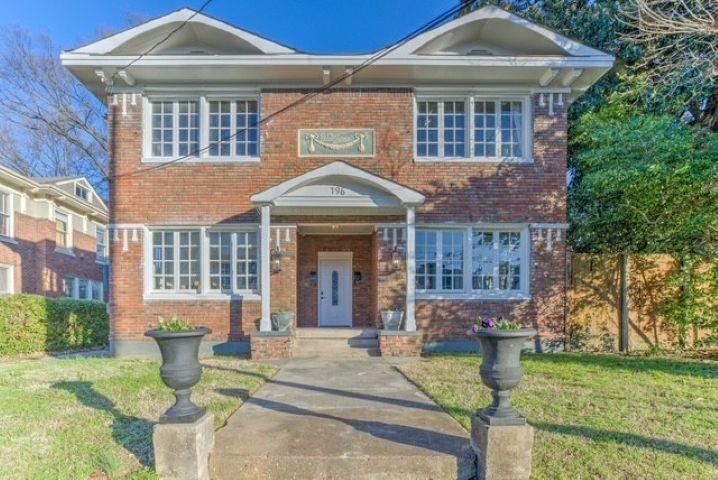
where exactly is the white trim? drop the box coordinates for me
[143,292,261,302]
[260,206,271,331]
[405,206,417,332]
[69,8,296,55]
[317,251,353,261]
[251,161,425,206]
[0,264,14,295]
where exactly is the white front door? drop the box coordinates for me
[318,255,352,327]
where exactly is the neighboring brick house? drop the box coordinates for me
[0,166,108,300]
[62,6,613,356]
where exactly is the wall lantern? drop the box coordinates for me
[271,246,282,273]
[392,244,406,266]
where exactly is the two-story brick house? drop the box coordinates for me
[0,166,108,300]
[62,6,613,357]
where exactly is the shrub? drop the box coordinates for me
[0,295,109,356]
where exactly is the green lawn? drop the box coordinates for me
[398,353,718,480]
[0,356,276,480]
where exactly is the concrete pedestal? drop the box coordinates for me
[470,415,533,480]
[153,411,215,480]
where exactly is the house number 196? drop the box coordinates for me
[330,187,346,196]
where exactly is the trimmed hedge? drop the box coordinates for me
[0,295,109,356]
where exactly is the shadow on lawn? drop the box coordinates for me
[525,353,718,380]
[534,422,718,466]
[52,381,153,468]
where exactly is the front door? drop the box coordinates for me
[318,255,352,327]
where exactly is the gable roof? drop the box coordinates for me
[71,8,296,56]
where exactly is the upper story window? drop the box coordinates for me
[96,227,108,263]
[75,184,89,201]
[55,211,71,250]
[145,96,259,162]
[0,192,12,237]
[416,225,529,298]
[415,96,529,162]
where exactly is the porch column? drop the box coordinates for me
[405,206,417,331]
[260,204,272,332]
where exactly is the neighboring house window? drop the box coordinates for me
[150,100,200,158]
[96,227,108,262]
[416,97,528,161]
[416,226,529,297]
[151,231,201,292]
[0,265,13,294]
[75,184,89,201]
[78,278,88,299]
[208,100,259,158]
[64,277,76,297]
[148,228,259,296]
[90,280,103,301]
[55,211,71,249]
[416,230,465,292]
[63,277,104,301]
[0,192,12,237]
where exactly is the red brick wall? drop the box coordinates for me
[0,212,104,297]
[108,89,569,348]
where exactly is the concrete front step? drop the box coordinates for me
[294,328,379,358]
[212,451,474,480]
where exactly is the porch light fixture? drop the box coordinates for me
[392,244,406,266]
[271,246,282,273]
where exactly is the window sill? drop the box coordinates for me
[55,248,75,257]
[414,157,533,164]
[96,259,108,265]
[0,235,17,245]
[143,292,261,302]
[416,292,530,301]
[142,157,260,164]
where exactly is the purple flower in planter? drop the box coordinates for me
[481,317,496,329]
[471,324,481,334]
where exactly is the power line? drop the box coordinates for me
[107,0,475,181]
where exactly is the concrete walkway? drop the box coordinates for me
[212,357,474,480]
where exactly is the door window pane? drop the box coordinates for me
[331,270,339,306]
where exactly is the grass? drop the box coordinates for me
[398,353,718,480]
[0,356,277,480]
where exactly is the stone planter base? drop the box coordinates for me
[251,331,295,360]
[378,330,423,357]
[470,415,533,480]
[153,411,215,480]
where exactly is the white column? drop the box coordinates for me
[405,206,417,331]
[260,205,272,332]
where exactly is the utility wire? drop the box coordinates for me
[107,0,475,181]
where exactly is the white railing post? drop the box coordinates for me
[260,205,272,332]
[405,206,417,331]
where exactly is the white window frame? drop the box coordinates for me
[415,224,530,300]
[0,264,14,295]
[144,225,261,301]
[96,226,108,263]
[0,189,14,239]
[74,183,91,202]
[148,230,202,294]
[142,94,261,163]
[415,227,467,294]
[54,210,73,252]
[414,95,532,163]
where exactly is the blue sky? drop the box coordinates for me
[0,0,460,54]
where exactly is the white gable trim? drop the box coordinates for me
[387,5,608,58]
[70,8,295,55]
[251,161,425,206]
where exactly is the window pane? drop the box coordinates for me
[0,267,8,294]
[498,231,522,290]
[96,229,107,261]
[208,101,232,157]
[178,231,201,291]
[415,230,437,291]
[78,279,88,299]
[235,100,259,157]
[443,101,465,157]
[441,231,464,290]
[0,192,10,236]
[472,231,495,290]
[177,101,199,157]
[236,231,259,291]
[416,101,439,157]
[55,213,68,248]
[151,101,174,157]
[474,101,497,157]
[152,231,175,290]
[500,101,523,158]
[209,232,232,291]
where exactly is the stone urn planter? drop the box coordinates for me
[272,311,294,332]
[476,327,536,425]
[380,310,404,330]
[145,326,211,423]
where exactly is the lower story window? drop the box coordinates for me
[150,228,259,295]
[64,277,103,301]
[416,225,528,297]
[0,265,13,294]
